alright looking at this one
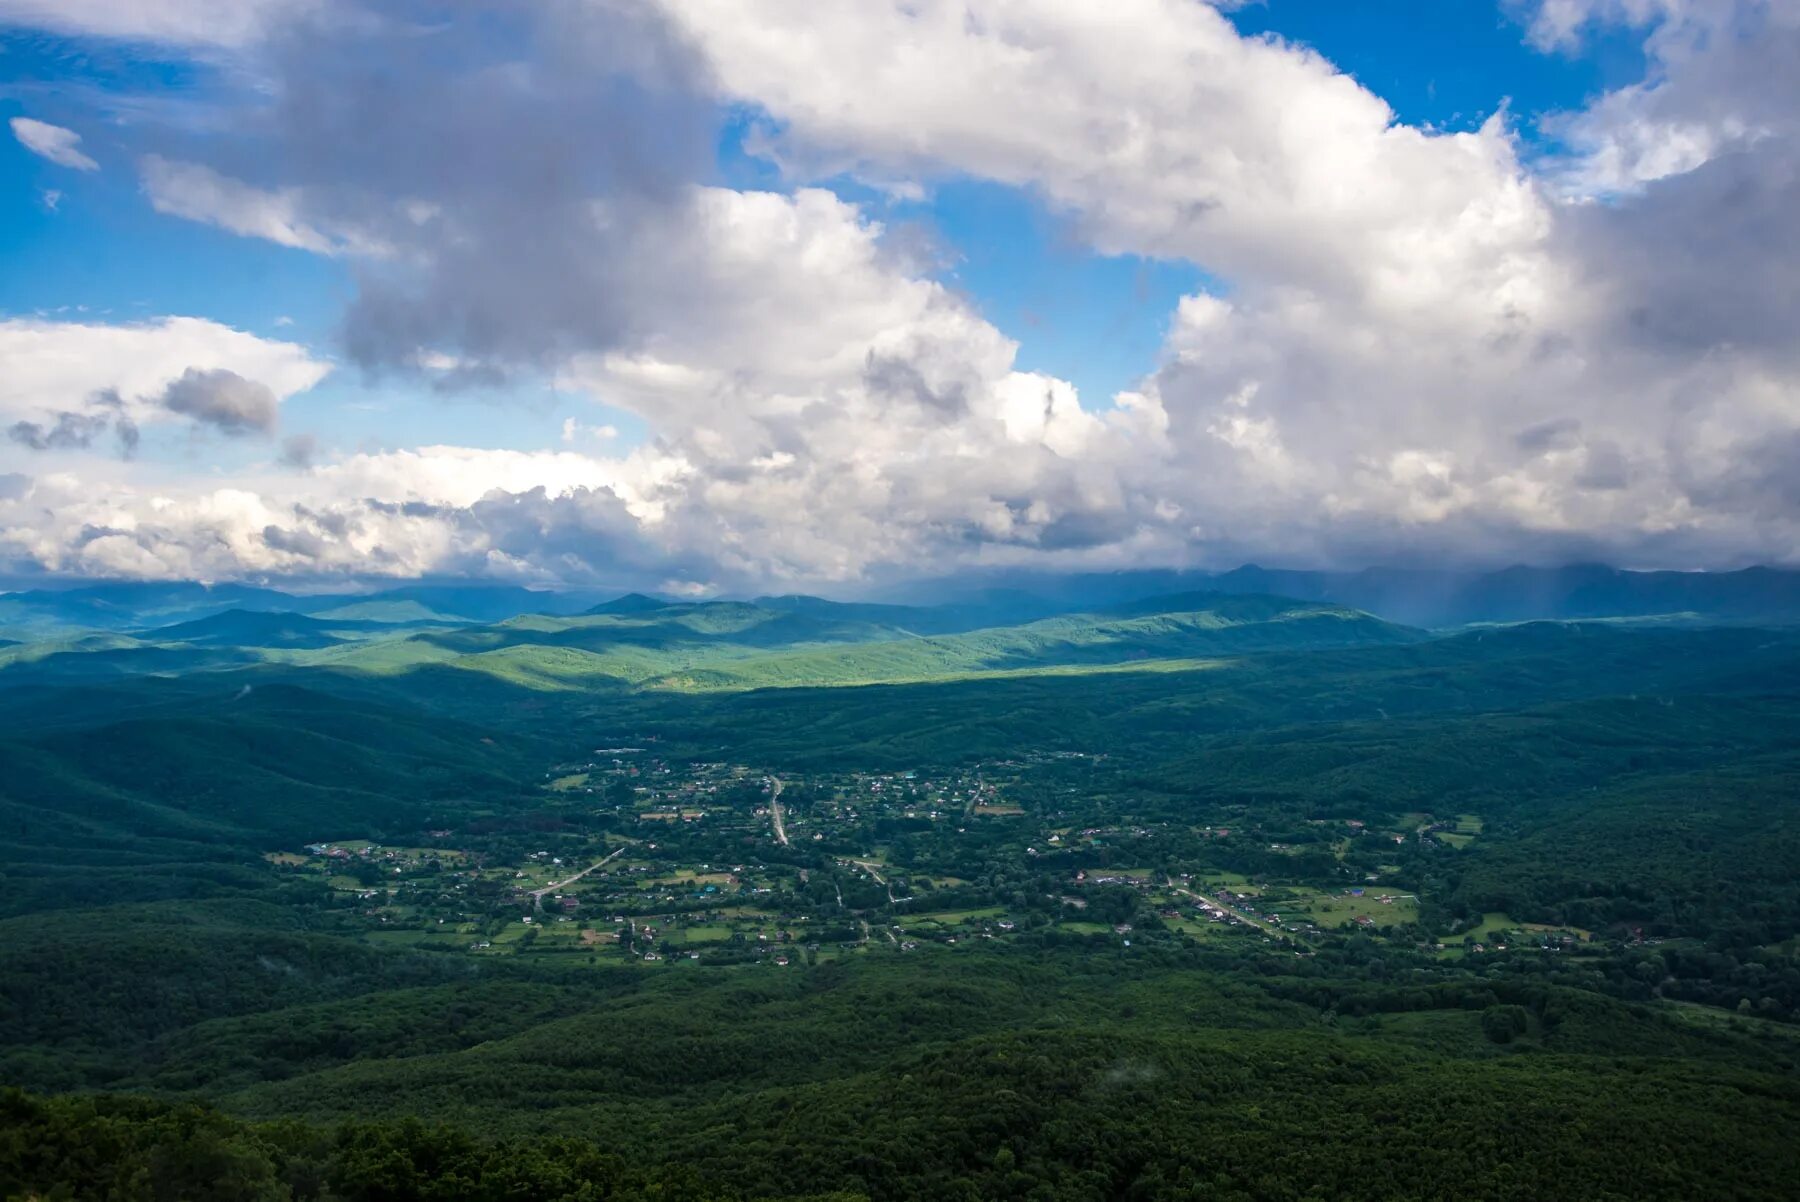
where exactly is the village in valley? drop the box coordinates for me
[268,744,1594,968]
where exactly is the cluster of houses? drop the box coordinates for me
[1073,869,1152,889]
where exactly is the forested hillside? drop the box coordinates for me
[1,588,1797,1199]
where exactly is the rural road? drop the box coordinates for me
[531,845,629,912]
[850,858,897,905]
[1166,877,1289,940]
[768,777,789,846]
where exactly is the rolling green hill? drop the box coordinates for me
[288,591,1422,694]
[649,593,1422,689]
[143,609,426,650]
[0,590,1419,696]
[0,581,603,640]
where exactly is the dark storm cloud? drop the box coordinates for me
[291,503,351,538]
[144,0,718,382]
[1565,141,1800,365]
[443,484,722,589]
[364,498,454,519]
[261,523,329,559]
[1575,441,1631,491]
[1514,417,1582,454]
[1548,4,1800,367]
[114,416,141,458]
[8,391,140,457]
[159,367,280,435]
[9,411,112,451]
[1679,429,1800,517]
[279,433,317,468]
[863,350,971,415]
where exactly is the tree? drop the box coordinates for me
[1481,1004,1530,1044]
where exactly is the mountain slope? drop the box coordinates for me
[907,564,1800,628]
[143,609,391,649]
[648,593,1423,689]
[0,582,604,638]
[243,592,1416,696]
[0,683,544,858]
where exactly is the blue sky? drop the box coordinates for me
[1227,1,1648,130]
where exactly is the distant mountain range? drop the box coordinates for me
[140,609,429,650]
[0,589,1421,694]
[890,563,1800,628]
[4,563,1800,639]
[0,582,608,636]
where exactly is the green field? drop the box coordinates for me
[1457,912,1518,943]
[1269,889,1420,929]
[904,907,1007,927]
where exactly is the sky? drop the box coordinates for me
[1,0,1797,594]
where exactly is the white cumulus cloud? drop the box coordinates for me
[10,118,99,171]
[0,316,330,436]
[0,0,322,48]
[139,156,385,255]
